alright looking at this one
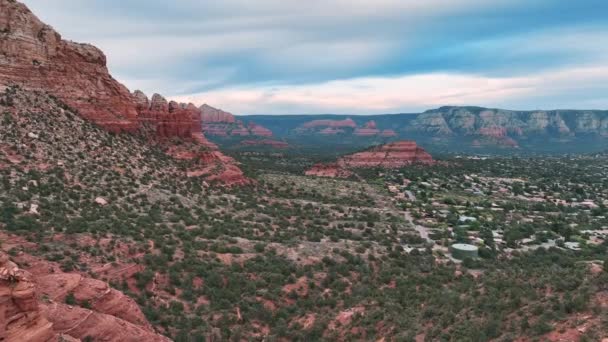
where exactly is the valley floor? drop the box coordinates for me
[1,88,608,341]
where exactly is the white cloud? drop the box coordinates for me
[18,0,608,112]
[172,66,608,114]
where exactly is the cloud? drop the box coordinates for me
[19,0,608,112]
[172,65,608,114]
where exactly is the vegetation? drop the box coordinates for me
[1,88,607,341]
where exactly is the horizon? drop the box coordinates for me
[22,0,608,115]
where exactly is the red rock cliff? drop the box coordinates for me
[200,104,274,137]
[0,252,169,342]
[0,0,249,185]
[200,104,237,124]
[0,0,139,132]
[134,91,216,148]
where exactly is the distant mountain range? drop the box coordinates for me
[234,107,608,154]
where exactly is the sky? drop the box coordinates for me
[22,0,608,115]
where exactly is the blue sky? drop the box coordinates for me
[23,0,608,114]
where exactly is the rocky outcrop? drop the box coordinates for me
[0,253,55,342]
[301,119,357,130]
[37,274,152,330]
[248,123,273,137]
[0,0,139,133]
[200,104,273,137]
[305,141,433,178]
[168,146,250,186]
[200,104,236,124]
[0,0,249,185]
[133,91,250,184]
[0,252,169,342]
[296,118,399,139]
[134,91,216,147]
[42,303,168,342]
[339,141,434,168]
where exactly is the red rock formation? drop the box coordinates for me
[41,303,168,342]
[231,127,251,136]
[241,139,290,148]
[0,253,55,342]
[200,104,274,137]
[478,127,508,138]
[0,0,249,185]
[0,0,139,133]
[200,104,236,123]
[339,141,434,168]
[354,121,381,136]
[168,146,250,186]
[305,141,433,177]
[301,119,357,129]
[299,119,396,138]
[37,274,152,330]
[380,129,397,137]
[248,123,273,137]
[0,252,169,342]
[364,121,377,129]
[132,91,250,184]
[133,91,216,148]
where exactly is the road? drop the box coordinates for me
[404,211,433,244]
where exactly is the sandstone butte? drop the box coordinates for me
[200,104,273,138]
[0,0,248,185]
[305,141,434,178]
[0,252,170,342]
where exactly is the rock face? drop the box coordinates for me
[0,253,55,342]
[248,123,273,137]
[200,104,273,137]
[0,0,248,185]
[200,104,237,124]
[0,252,169,342]
[134,91,216,148]
[306,141,433,177]
[407,106,608,148]
[301,119,357,130]
[168,146,250,186]
[0,0,139,133]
